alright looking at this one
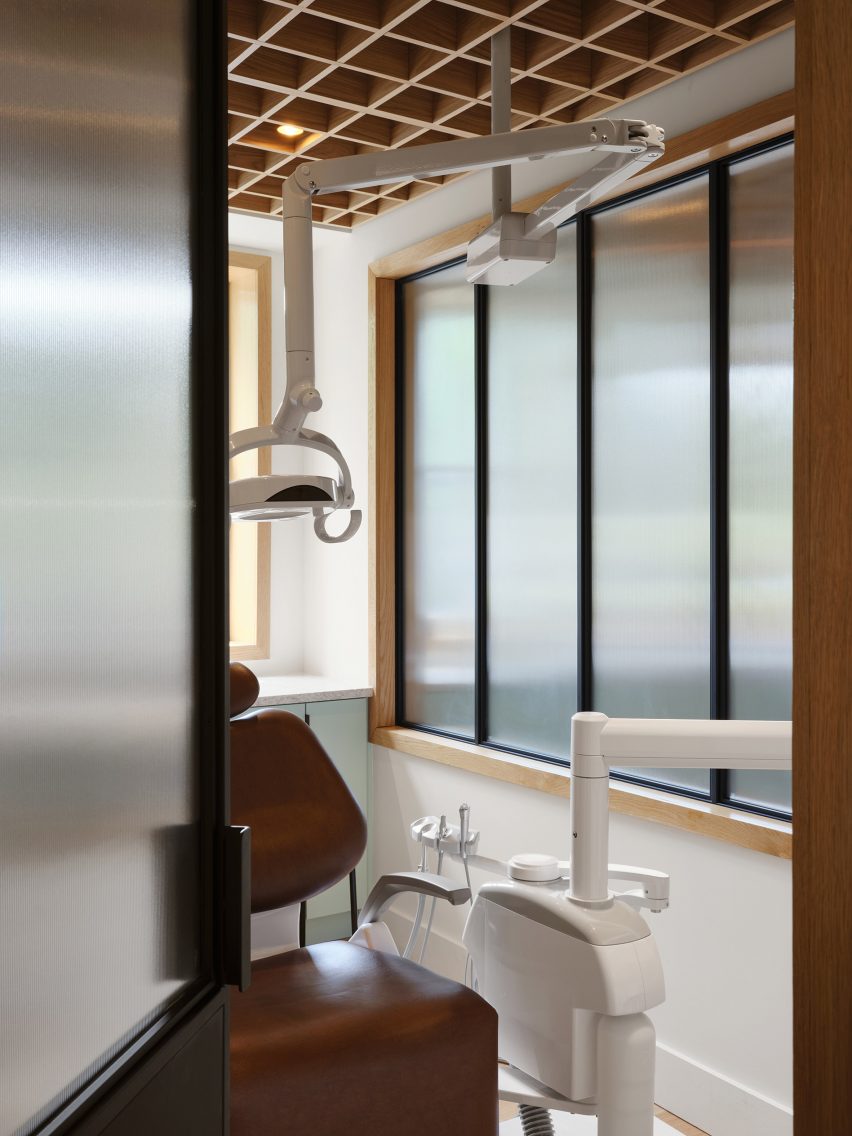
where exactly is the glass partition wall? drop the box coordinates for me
[592,177,712,791]
[398,137,794,819]
[402,263,477,736]
[487,226,579,759]
[726,146,794,810]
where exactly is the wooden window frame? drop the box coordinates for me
[229,251,272,662]
[368,91,795,860]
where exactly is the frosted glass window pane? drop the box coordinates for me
[403,264,476,735]
[487,227,578,757]
[592,179,711,792]
[727,145,794,812]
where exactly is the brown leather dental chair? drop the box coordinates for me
[228,663,498,1136]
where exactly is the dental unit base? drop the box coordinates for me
[395,713,792,1135]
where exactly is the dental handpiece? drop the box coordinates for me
[459,803,473,897]
[459,803,470,858]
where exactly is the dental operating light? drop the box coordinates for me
[228,29,665,540]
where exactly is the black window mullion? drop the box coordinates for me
[475,283,489,745]
[394,279,406,726]
[709,161,731,806]
[577,214,593,716]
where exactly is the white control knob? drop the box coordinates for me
[300,387,323,412]
[508,853,561,883]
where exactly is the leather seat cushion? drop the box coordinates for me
[230,940,498,1136]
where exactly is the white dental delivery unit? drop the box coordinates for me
[463,864,664,1111]
[356,713,791,1136]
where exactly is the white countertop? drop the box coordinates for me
[254,675,373,706]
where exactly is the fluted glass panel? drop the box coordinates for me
[487,227,578,757]
[403,265,476,735]
[727,145,794,811]
[592,178,712,791]
[0,3,199,1133]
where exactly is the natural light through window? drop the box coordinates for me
[229,253,271,660]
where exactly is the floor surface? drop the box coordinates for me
[499,1103,706,1135]
[500,1115,673,1133]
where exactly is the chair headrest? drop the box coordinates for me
[230,708,367,911]
[230,663,260,718]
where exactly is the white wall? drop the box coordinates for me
[228,213,369,680]
[229,217,303,675]
[300,235,369,682]
[228,213,361,672]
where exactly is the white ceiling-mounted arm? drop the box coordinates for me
[490,27,512,222]
[523,122,665,239]
[466,118,664,281]
[569,713,792,905]
[282,114,666,391]
[290,118,662,199]
[279,167,322,438]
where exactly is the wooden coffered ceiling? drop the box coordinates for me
[228,0,794,229]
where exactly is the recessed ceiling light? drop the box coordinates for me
[276,123,304,139]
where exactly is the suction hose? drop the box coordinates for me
[518,1105,555,1136]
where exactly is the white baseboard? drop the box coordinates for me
[383,912,793,1136]
[655,1045,792,1136]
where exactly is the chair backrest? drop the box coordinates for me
[229,663,367,914]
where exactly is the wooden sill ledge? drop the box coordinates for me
[372,726,792,861]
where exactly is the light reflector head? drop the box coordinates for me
[229,474,340,521]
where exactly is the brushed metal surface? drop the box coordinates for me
[0,3,199,1132]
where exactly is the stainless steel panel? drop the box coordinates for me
[0,3,199,1132]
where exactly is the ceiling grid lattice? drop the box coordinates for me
[227,0,794,228]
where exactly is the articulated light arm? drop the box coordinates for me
[568,713,792,905]
[280,117,664,432]
[235,117,663,541]
[293,118,660,198]
[523,140,663,239]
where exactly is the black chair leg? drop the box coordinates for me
[349,869,358,935]
[299,901,306,947]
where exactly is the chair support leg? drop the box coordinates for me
[349,869,358,935]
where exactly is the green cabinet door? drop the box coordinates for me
[303,698,369,944]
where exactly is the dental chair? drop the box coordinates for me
[228,663,498,1136]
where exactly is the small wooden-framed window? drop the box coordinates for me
[229,252,272,660]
